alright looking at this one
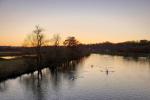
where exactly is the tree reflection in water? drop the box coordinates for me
[0,82,7,92]
[19,58,84,100]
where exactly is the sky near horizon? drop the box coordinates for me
[0,0,150,46]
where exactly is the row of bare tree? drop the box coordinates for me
[23,25,80,48]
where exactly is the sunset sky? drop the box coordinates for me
[0,0,150,46]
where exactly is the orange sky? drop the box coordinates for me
[0,0,150,46]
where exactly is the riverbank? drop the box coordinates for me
[0,47,90,82]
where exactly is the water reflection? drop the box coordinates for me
[1,54,150,100]
[19,73,46,100]
[0,56,18,60]
[100,67,115,76]
[17,58,84,100]
[0,82,7,92]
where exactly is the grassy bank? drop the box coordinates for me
[0,47,90,82]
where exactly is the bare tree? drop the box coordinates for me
[51,34,61,46]
[23,25,46,47]
[23,25,46,76]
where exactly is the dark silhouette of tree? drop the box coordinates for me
[63,36,79,47]
[23,25,46,77]
[51,34,61,46]
[23,25,46,47]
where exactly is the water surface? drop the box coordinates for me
[0,56,18,60]
[0,54,150,100]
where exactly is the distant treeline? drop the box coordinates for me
[0,39,150,55]
[85,40,150,55]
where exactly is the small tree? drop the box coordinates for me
[51,34,61,46]
[63,36,79,47]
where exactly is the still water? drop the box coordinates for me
[0,56,18,60]
[0,54,150,100]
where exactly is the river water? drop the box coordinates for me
[0,54,150,100]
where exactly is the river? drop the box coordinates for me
[0,54,150,100]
